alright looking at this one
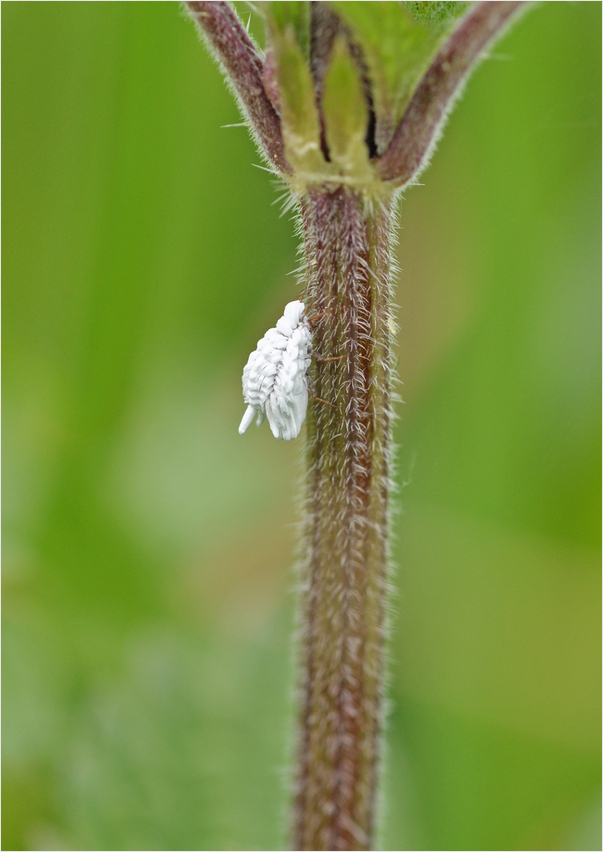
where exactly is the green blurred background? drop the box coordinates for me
[3,2,600,850]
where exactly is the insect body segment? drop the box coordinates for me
[239,300,312,441]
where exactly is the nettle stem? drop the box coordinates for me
[295,187,394,851]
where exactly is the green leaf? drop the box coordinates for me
[267,21,325,174]
[261,1,311,57]
[404,1,469,29]
[322,35,371,178]
[329,1,467,153]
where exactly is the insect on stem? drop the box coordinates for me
[238,300,312,440]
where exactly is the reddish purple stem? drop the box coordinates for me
[377,1,526,186]
[185,1,290,173]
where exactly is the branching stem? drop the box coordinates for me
[186,1,290,173]
[185,3,529,848]
[377,1,526,186]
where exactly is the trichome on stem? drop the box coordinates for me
[185,3,526,849]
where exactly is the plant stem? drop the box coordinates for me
[294,186,394,851]
[186,1,290,173]
[377,1,527,186]
[185,5,529,848]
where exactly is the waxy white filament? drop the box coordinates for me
[239,300,312,441]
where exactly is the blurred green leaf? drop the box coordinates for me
[404,1,469,29]
[261,1,311,57]
[330,0,467,152]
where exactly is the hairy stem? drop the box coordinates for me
[294,187,394,851]
[377,0,526,186]
[185,1,290,173]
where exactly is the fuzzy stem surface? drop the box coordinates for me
[294,186,394,852]
[377,0,526,186]
[185,1,290,173]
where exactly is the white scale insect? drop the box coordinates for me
[239,300,312,441]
